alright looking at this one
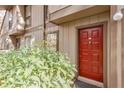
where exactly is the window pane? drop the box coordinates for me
[47,32,58,51]
[26,17,31,27]
[26,6,31,17]
[25,36,31,47]
[9,9,13,29]
[16,38,20,49]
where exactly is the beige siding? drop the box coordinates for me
[46,22,59,33]
[59,12,110,86]
[49,6,109,24]
[0,10,12,49]
[58,6,124,87]
[16,5,44,48]
[59,12,109,62]
[0,11,9,35]
[108,5,124,88]
[1,5,124,88]
[118,5,124,88]
[120,6,124,88]
[48,5,69,13]
[122,9,124,87]
[31,5,44,27]
[22,5,44,47]
[68,21,77,65]
[20,29,43,47]
[0,5,44,49]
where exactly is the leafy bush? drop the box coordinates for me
[0,47,76,88]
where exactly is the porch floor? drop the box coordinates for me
[75,80,100,88]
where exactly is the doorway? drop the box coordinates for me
[78,25,103,82]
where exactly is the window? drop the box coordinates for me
[25,36,31,47]
[25,5,31,28]
[9,9,13,29]
[46,31,59,51]
[16,38,20,49]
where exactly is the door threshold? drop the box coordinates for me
[78,76,104,88]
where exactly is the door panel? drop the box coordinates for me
[79,26,103,82]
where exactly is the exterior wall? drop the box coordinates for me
[58,12,110,87]
[0,5,124,88]
[0,5,44,49]
[57,5,124,88]
[48,5,69,13]
[122,8,124,88]
[109,5,118,88]
[20,5,44,47]
[116,5,124,88]
[31,5,44,27]
[0,9,13,49]
[0,5,25,49]
[108,5,124,88]
[46,22,59,35]
[117,5,124,88]
[48,5,109,24]
[59,12,109,64]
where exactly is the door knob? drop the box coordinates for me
[88,37,92,40]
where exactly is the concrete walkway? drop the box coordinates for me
[75,80,99,88]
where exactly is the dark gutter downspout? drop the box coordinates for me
[0,10,7,35]
[43,5,47,47]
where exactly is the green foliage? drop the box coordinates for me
[0,47,76,88]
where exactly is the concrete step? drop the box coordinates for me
[74,80,100,88]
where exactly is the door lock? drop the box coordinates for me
[89,41,92,44]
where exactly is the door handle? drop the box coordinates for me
[88,37,92,40]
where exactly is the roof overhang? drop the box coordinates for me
[49,5,110,24]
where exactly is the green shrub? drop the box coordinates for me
[0,47,76,88]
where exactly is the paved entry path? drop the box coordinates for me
[75,80,100,88]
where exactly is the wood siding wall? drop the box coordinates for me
[31,5,44,27]
[1,5,124,88]
[48,5,69,13]
[121,7,124,88]
[59,12,110,87]
[59,12,109,64]
[109,5,124,88]
[0,10,13,49]
[21,5,44,47]
[0,6,25,49]
[0,5,44,49]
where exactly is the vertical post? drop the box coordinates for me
[116,6,122,87]
[121,8,124,88]
[109,5,123,88]
[109,5,118,87]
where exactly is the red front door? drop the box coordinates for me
[79,25,103,82]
